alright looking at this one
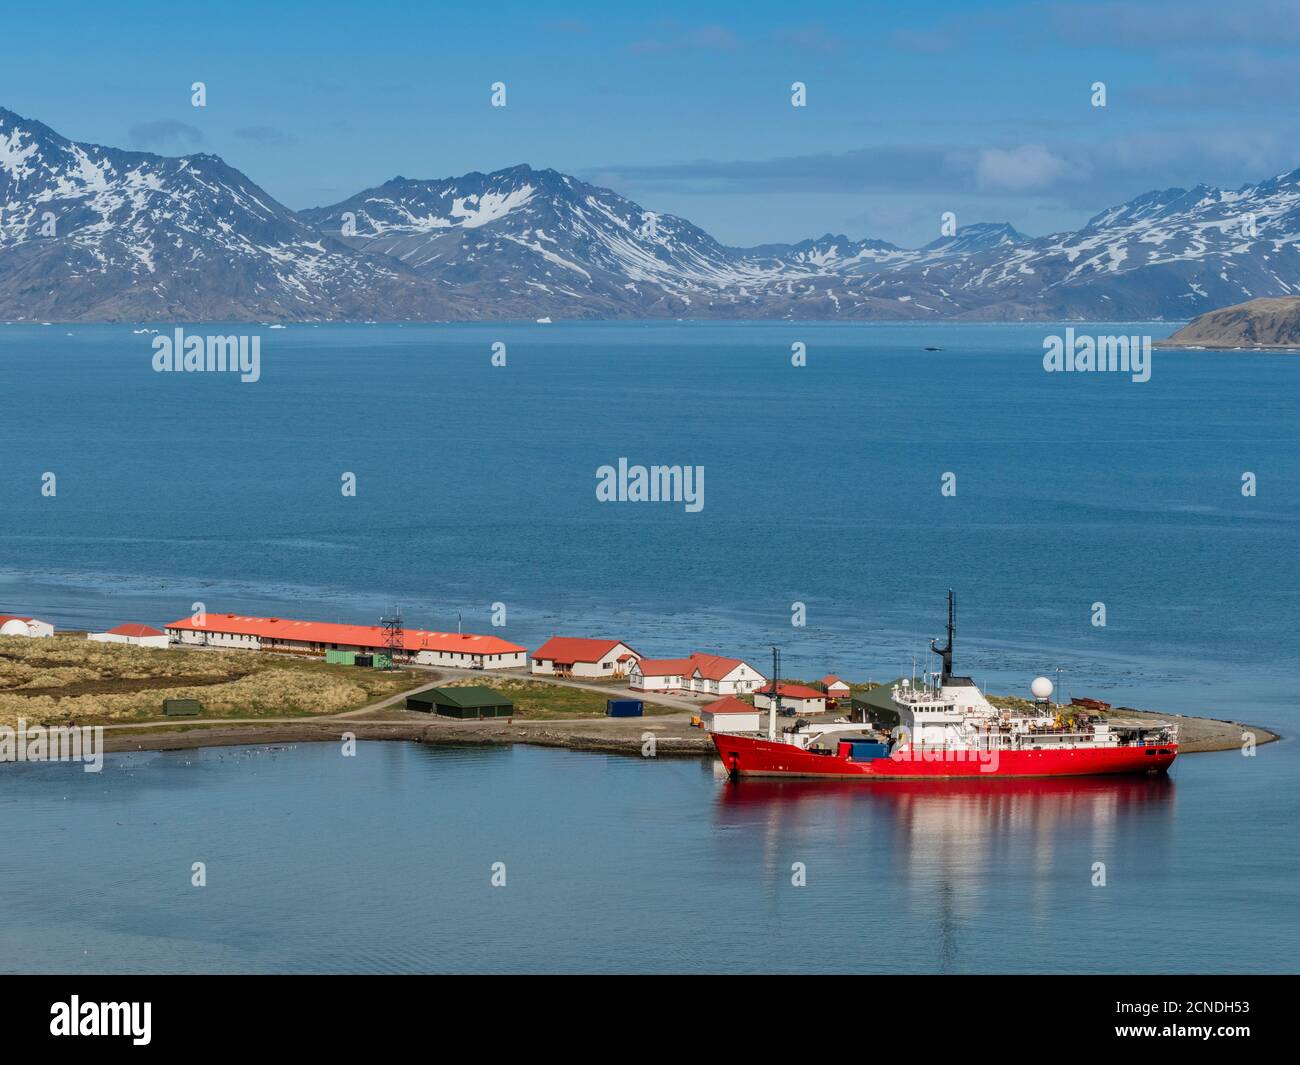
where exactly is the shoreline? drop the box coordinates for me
[93,707,1279,760]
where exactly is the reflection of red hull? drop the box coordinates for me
[711,732,1177,779]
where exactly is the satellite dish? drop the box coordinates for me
[1030,676,1054,700]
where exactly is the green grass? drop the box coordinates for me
[442,678,678,719]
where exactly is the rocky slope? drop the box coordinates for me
[1155,296,1300,349]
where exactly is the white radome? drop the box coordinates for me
[1030,676,1054,700]
[0,619,31,637]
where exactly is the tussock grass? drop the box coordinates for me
[0,635,418,727]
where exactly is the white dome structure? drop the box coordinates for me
[0,614,53,637]
[1030,676,1054,700]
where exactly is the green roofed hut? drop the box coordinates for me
[163,698,202,717]
[406,686,514,720]
[849,680,904,728]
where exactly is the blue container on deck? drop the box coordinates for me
[844,740,889,761]
[606,699,644,718]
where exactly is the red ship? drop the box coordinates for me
[713,592,1178,780]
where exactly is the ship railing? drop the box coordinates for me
[1007,728,1177,745]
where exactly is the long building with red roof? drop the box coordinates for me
[165,612,527,669]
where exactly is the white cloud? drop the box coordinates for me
[974,144,1074,191]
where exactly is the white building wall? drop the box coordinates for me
[88,632,170,648]
[533,644,638,676]
[414,649,526,670]
[630,671,686,692]
[167,628,262,649]
[719,663,766,695]
[703,711,761,734]
[2,618,55,638]
[754,692,828,715]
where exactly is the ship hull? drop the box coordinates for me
[712,732,1178,779]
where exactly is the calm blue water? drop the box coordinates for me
[1,321,1296,723]
[1,321,1296,973]
[0,739,1295,974]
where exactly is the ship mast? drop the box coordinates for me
[768,645,781,740]
[930,589,955,684]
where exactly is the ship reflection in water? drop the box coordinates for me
[712,770,1176,971]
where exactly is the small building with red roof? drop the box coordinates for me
[754,682,829,716]
[629,655,696,692]
[820,674,852,702]
[531,637,640,677]
[88,622,170,648]
[688,653,766,696]
[699,695,761,734]
[630,652,766,695]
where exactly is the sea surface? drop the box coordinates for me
[1,320,1297,973]
[1,321,1296,721]
[0,739,1295,974]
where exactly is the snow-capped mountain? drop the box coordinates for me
[920,222,1029,255]
[0,107,457,321]
[3,104,1300,322]
[300,165,818,318]
[940,175,1300,319]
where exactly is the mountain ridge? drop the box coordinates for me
[3,106,1300,322]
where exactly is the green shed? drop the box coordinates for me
[850,680,904,727]
[406,686,514,720]
[163,698,203,717]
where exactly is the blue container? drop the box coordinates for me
[606,699,644,718]
[846,741,889,761]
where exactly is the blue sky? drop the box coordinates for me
[6,0,1300,246]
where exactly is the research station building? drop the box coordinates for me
[165,613,528,669]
